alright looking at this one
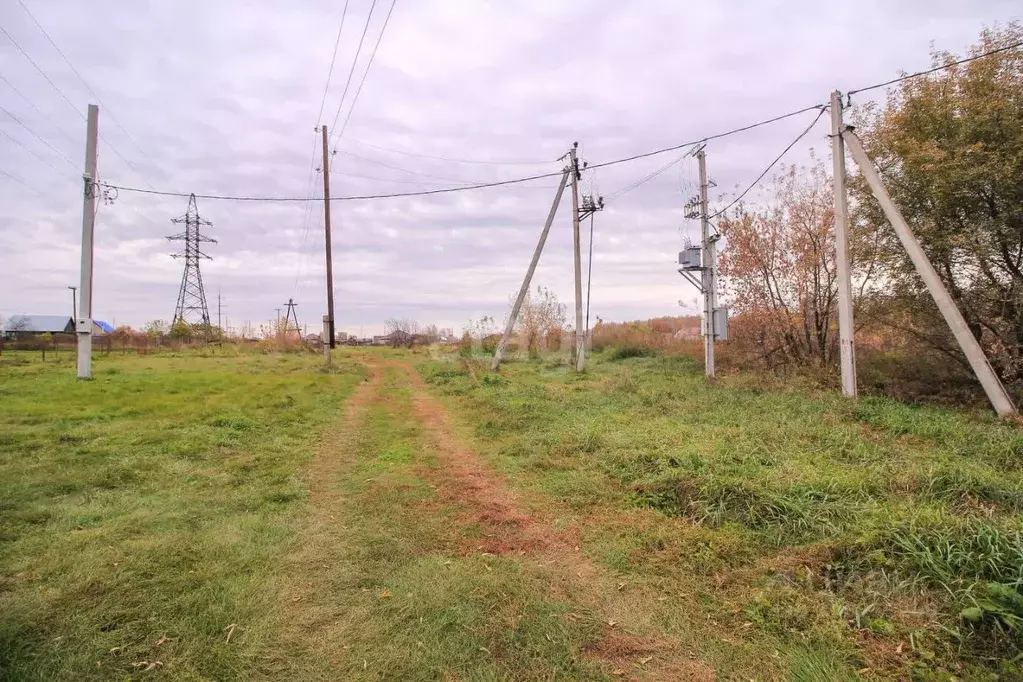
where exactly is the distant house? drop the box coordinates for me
[2,315,73,335]
[1,315,110,337]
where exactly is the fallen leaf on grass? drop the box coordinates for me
[224,623,238,644]
[638,656,653,665]
[131,661,163,671]
[607,620,618,627]
[154,636,174,646]
[379,590,392,599]
[612,669,626,676]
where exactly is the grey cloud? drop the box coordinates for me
[2,0,1019,334]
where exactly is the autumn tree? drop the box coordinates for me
[850,24,1023,383]
[719,160,854,367]
[515,286,567,358]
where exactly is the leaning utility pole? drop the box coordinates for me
[831,91,857,397]
[569,143,585,372]
[321,124,336,348]
[842,128,1016,417]
[697,150,715,379]
[76,104,98,379]
[492,154,573,371]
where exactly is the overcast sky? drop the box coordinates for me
[1,0,1018,335]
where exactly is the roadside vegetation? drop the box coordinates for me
[422,347,1023,680]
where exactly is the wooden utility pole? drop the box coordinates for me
[831,91,857,397]
[492,165,572,370]
[697,150,715,379]
[77,104,99,380]
[569,143,585,372]
[321,124,336,348]
[843,129,1016,417]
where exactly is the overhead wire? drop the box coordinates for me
[327,0,380,143]
[344,137,557,166]
[0,72,77,147]
[0,104,79,171]
[100,39,1021,204]
[0,129,77,182]
[333,0,398,142]
[708,105,828,219]
[295,1,353,291]
[0,18,156,191]
[14,0,158,190]
[337,151,477,184]
[847,39,1023,96]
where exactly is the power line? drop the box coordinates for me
[327,0,379,140]
[709,106,828,219]
[0,18,156,191]
[0,129,77,182]
[0,72,77,147]
[314,1,352,126]
[604,149,693,204]
[337,151,477,184]
[101,41,1019,205]
[0,103,78,170]
[347,137,560,165]
[333,0,398,142]
[847,39,1023,96]
[104,168,563,202]
[0,22,82,117]
[14,0,157,189]
[296,2,353,293]
[0,168,47,196]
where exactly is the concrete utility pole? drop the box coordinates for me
[77,104,98,379]
[569,143,585,372]
[843,129,1016,417]
[492,164,572,370]
[697,150,715,379]
[831,91,857,397]
[321,124,336,348]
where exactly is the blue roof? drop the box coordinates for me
[95,320,114,333]
[2,315,73,333]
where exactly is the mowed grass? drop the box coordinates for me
[0,350,365,680]
[420,350,1023,680]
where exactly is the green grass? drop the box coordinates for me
[419,348,1023,680]
[261,362,612,681]
[0,350,365,680]
[5,344,1023,680]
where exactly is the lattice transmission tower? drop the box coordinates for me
[168,193,217,326]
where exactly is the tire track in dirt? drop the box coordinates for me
[385,358,717,682]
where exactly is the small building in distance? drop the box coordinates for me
[1,315,111,337]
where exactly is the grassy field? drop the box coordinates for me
[420,350,1023,680]
[2,346,1022,680]
[0,349,365,680]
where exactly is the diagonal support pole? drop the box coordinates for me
[492,168,571,370]
[843,129,1016,417]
